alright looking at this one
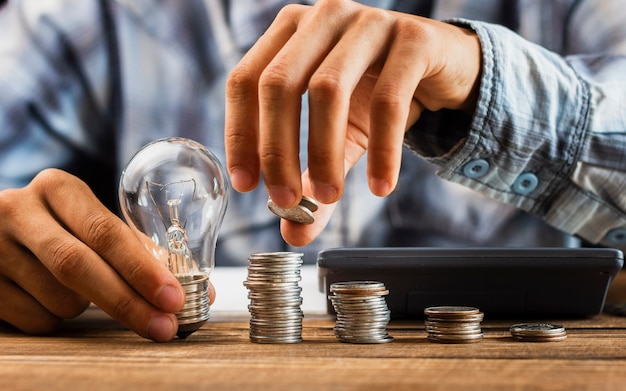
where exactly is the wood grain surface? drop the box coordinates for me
[2,271,626,391]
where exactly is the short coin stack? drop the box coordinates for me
[509,323,567,342]
[243,252,304,344]
[328,281,393,344]
[424,306,484,344]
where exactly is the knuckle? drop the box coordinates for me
[226,64,258,99]
[46,239,88,282]
[225,131,253,147]
[308,70,347,103]
[30,169,90,202]
[371,84,405,113]
[315,0,352,17]
[274,3,304,23]
[56,294,90,319]
[258,64,299,100]
[370,143,400,157]
[260,148,290,165]
[124,260,148,287]
[308,148,336,165]
[82,212,121,251]
[0,188,23,222]
[31,168,71,192]
[394,16,432,42]
[109,295,135,322]
[357,6,390,25]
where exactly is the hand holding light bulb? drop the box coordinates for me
[0,166,208,342]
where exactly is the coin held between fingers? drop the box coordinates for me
[267,195,319,224]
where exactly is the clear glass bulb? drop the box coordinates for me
[119,137,229,339]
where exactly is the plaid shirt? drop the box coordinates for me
[1,0,626,265]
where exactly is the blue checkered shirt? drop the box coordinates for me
[2,0,626,265]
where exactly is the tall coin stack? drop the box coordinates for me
[328,281,394,344]
[424,306,484,344]
[243,252,304,344]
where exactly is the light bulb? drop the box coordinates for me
[119,137,229,339]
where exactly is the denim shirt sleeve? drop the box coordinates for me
[405,14,626,251]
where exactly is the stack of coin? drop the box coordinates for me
[424,306,484,344]
[243,252,304,343]
[328,281,393,344]
[267,195,319,225]
[509,323,567,342]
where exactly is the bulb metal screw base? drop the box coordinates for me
[175,273,210,339]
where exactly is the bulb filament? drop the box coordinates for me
[166,199,195,281]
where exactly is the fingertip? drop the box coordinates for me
[230,168,257,192]
[311,180,339,204]
[280,220,318,247]
[268,185,297,208]
[368,177,394,197]
[208,281,216,305]
[155,284,185,313]
[146,313,178,342]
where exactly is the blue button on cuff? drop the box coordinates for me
[512,172,538,195]
[606,228,626,244]
[462,159,490,178]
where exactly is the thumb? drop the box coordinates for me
[279,170,338,247]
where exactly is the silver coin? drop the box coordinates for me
[428,333,484,344]
[267,197,317,224]
[426,327,483,336]
[425,323,482,332]
[332,303,390,311]
[335,329,391,338]
[250,326,303,334]
[330,297,388,303]
[336,335,394,344]
[511,334,567,343]
[249,335,303,344]
[298,195,319,212]
[330,281,387,292]
[426,313,484,323]
[509,323,565,335]
[249,251,304,258]
[424,306,481,316]
[335,312,391,318]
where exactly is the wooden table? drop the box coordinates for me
[3,272,626,391]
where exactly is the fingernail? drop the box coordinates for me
[146,314,177,342]
[269,185,296,207]
[369,178,393,196]
[230,168,254,191]
[156,284,184,313]
[311,180,338,204]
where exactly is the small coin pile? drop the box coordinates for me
[243,252,304,344]
[267,195,319,224]
[424,306,484,344]
[509,323,567,342]
[328,281,393,344]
